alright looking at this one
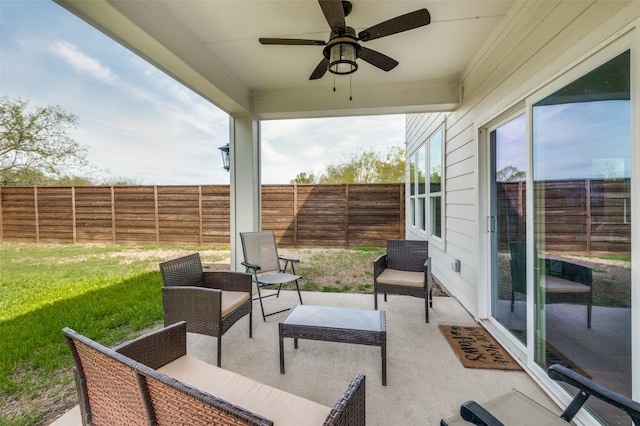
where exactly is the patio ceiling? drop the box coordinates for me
[55,0,515,119]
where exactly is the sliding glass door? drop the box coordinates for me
[532,50,631,424]
[490,114,527,344]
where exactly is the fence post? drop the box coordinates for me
[72,187,77,244]
[154,186,159,244]
[34,187,40,243]
[111,187,116,243]
[293,184,298,247]
[345,184,350,248]
[198,185,203,246]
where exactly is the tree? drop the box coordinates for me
[290,172,317,184]
[0,97,89,186]
[497,165,525,182]
[318,146,405,184]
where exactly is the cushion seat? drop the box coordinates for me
[376,269,424,287]
[222,290,252,317]
[542,276,591,294]
[158,355,331,426]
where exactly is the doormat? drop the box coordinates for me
[438,324,522,370]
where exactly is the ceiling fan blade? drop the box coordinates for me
[259,38,326,46]
[310,58,329,80]
[318,0,345,30]
[358,9,431,42]
[360,48,399,72]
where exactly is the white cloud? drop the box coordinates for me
[49,40,117,84]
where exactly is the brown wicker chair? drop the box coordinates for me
[373,239,432,323]
[159,253,252,367]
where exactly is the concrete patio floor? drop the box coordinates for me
[51,291,560,425]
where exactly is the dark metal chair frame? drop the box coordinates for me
[373,239,433,323]
[240,231,303,321]
[159,253,252,367]
[441,364,640,425]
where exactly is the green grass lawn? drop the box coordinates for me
[0,243,384,426]
[0,244,231,425]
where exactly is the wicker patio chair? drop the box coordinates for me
[510,241,593,327]
[240,231,303,321]
[159,253,252,367]
[440,364,640,425]
[373,239,432,323]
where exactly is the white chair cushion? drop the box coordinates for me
[158,355,331,426]
[221,291,250,317]
[377,269,424,287]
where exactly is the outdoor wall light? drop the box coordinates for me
[218,143,230,172]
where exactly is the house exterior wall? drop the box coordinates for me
[407,0,639,319]
[407,2,639,417]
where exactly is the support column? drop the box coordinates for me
[229,113,261,271]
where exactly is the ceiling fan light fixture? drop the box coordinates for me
[328,42,358,75]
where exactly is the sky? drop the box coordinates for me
[0,1,406,185]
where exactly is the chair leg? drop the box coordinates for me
[294,279,303,304]
[217,335,222,367]
[374,290,378,310]
[256,285,267,322]
[511,291,515,312]
[249,308,253,338]
[425,297,429,323]
[587,303,592,329]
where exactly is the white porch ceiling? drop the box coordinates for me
[55,0,515,119]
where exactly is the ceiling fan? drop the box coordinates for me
[259,0,431,80]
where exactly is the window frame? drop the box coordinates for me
[407,124,446,244]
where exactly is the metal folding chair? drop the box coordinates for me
[240,231,303,321]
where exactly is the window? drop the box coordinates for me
[407,126,444,238]
[417,146,426,231]
[429,128,443,238]
[409,154,416,226]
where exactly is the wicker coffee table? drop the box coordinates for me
[279,304,387,385]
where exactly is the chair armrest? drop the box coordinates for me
[548,364,640,422]
[204,271,253,293]
[114,321,187,370]
[459,401,505,426]
[424,257,433,291]
[278,256,299,274]
[162,287,223,335]
[242,261,261,272]
[324,374,366,426]
[373,254,388,279]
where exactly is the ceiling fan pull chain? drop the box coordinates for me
[333,72,336,92]
[349,74,353,101]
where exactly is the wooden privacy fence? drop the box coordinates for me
[497,179,630,254]
[0,184,405,248]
